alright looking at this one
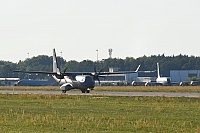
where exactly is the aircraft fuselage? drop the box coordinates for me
[156,77,171,85]
[53,75,95,93]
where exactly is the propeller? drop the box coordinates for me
[91,66,104,85]
[55,67,68,84]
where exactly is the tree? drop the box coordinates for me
[1,54,200,79]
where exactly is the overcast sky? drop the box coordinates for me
[1,0,200,63]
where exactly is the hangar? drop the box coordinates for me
[99,69,200,86]
[127,70,199,83]
[0,78,20,86]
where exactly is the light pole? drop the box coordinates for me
[27,52,29,79]
[96,50,98,62]
[60,51,62,70]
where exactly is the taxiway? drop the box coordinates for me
[0,90,199,98]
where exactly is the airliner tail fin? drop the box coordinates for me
[157,62,161,78]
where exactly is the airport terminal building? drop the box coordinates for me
[99,68,200,86]
[126,70,200,83]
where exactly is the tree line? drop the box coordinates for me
[1,54,200,79]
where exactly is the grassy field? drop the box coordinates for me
[1,86,200,92]
[0,94,199,132]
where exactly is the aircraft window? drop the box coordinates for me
[167,78,171,84]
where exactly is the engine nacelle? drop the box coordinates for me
[190,81,195,86]
[179,82,184,86]
[145,82,150,86]
[60,83,73,91]
[131,81,137,86]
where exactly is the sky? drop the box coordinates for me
[1,0,200,63]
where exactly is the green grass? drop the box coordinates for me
[0,86,60,91]
[0,94,199,132]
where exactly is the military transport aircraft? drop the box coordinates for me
[8,49,140,93]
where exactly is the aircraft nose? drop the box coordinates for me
[84,82,95,88]
[91,81,95,88]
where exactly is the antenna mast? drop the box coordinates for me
[108,48,113,59]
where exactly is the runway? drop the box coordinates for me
[0,90,200,98]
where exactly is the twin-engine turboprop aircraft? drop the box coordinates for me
[8,49,140,93]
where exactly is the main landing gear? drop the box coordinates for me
[62,88,93,94]
[62,90,67,93]
[81,88,91,93]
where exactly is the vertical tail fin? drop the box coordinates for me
[135,65,141,72]
[157,62,161,78]
[53,48,60,74]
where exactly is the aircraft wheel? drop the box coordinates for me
[81,90,86,93]
[62,90,66,93]
[86,90,90,93]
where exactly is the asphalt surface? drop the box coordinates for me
[0,90,200,98]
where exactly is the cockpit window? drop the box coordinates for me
[167,78,171,84]
[85,76,94,83]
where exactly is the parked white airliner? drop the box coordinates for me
[155,63,171,85]
[132,63,171,86]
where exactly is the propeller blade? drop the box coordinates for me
[94,65,97,73]
[97,77,100,85]
[98,68,104,75]
[63,67,68,74]
[92,66,104,85]
[58,79,62,85]
[56,67,68,79]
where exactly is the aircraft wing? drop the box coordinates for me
[9,69,57,75]
[59,71,138,77]
[7,67,86,77]
[7,64,140,78]
[7,68,137,77]
[62,64,141,76]
[92,71,138,75]
[6,66,56,75]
